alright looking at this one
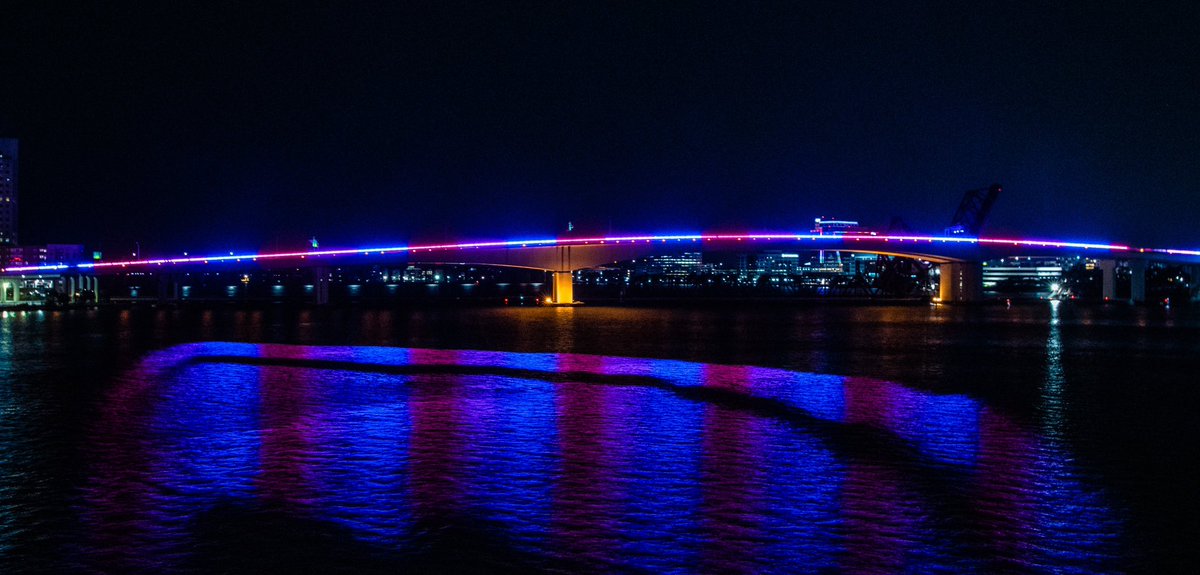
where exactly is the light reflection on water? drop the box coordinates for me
[74,342,1124,573]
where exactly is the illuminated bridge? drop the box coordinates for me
[2,232,1199,305]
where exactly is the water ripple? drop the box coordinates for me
[68,343,1125,573]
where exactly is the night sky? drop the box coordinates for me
[1,3,1196,254]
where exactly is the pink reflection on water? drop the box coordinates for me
[699,364,765,574]
[255,345,320,507]
[840,377,928,573]
[82,367,162,569]
[407,348,467,523]
[550,353,627,571]
[973,407,1039,571]
[78,344,1121,573]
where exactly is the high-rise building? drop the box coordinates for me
[0,139,17,245]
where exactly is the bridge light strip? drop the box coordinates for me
[5,232,1198,274]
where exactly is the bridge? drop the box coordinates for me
[3,232,1198,305]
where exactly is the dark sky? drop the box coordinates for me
[1,2,1196,254]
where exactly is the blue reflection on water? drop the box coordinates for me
[82,343,1123,573]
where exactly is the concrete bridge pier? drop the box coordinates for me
[551,271,574,305]
[157,274,182,303]
[1129,260,1147,304]
[548,246,578,305]
[89,276,97,302]
[1098,259,1117,301]
[938,262,983,303]
[81,276,97,303]
[313,267,330,305]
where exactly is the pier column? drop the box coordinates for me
[963,262,983,301]
[1129,260,1147,303]
[1098,259,1117,301]
[551,271,574,304]
[548,245,578,305]
[313,267,330,305]
[0,281,9,303]
[68,276,77,304]
[938,263,956,302]
[938,261,984,303]
[11,279,19,303]
[155,274,182,303]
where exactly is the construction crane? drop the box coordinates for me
[945,184,1001,237]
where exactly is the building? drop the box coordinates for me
[0,140,90,272]
[631,252,704,278]
[811,217,873,236]
[1,243,85,266]
[0,138,16,246]
[981,256,1067,295]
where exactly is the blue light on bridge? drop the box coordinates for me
[3,232,1196,275]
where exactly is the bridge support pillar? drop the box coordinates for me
[313,267,330,305]
[547,245,578,305]
[68,276,77,304]
[156,274,181,303]
[550,271,574,305]
[11,279,19,303]
[938,262,983,303]
[1129,260,1147,304]
[0,281,10,304]
[1098,259,1117,301]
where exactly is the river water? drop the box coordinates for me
[1,303,1197,573]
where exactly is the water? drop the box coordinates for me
[1,304,1198,573]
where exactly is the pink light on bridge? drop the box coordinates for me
[4,232,1192,275]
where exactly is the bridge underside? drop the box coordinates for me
[401,241,964,304]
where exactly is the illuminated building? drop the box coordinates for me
[811,217,872,236]
[981,256,1067,295]
[632,252,703,278]
[1,243,85,267]
[0,139,16,246]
